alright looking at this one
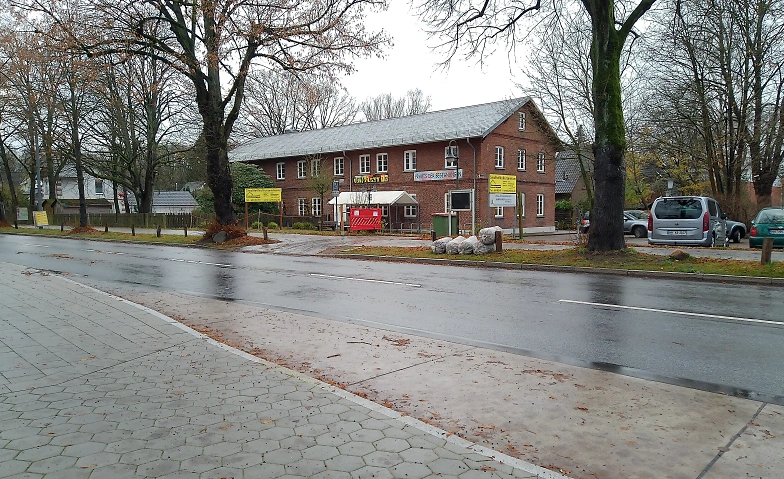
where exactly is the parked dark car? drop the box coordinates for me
[749,207,784,248]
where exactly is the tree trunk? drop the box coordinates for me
[203,118,235,226]
[74,151,88,227]
[585,3,626,251]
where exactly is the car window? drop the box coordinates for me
[654,198,703,219]
[708,200,718,216]
[756,208,784,224]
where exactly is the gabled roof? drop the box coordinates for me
[229,98,531,162]
[555,150,592,194]
[126,191,198,208]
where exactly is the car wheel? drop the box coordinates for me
[632,226,646,238]
[731,228,741,243]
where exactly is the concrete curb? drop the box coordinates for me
[324,253,784,287]
[54,273,571,479]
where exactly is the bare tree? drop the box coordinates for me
[416,0,656,251]
[89,51,197,214]
[359,89,432,121]
[15,0,389,230]
[241,71,358,138]
[304,155,334,230]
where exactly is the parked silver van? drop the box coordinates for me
[648,196,729,247]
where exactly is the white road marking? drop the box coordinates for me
[310,273,421,288]
[559,299,784,326]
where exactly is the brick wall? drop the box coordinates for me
[250,103,558,232]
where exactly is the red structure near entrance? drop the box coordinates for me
[349,208,382,231]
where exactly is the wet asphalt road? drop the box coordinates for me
[1,234,783,403]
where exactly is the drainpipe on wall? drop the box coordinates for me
[466,138,477,235]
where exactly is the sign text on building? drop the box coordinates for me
[353,174,389,184]
[244,188,282,203]
[489,174,517,193]
[414,169,463,182]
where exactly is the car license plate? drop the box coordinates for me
[667,230,687,235]
[771,229,784,235]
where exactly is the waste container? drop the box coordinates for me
[431,213,458,237]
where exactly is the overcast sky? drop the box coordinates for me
[340,2,523,112]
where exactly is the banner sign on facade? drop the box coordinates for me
[244,188,282,203]
[489,193,517,207]
[353,174,389,184]
[414,169,463,182]
[489,174,517,193]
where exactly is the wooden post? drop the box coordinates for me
[262,226,268,241]
[184,226,188,237]
[104,224,108,233]
[279,201,283,229]
[131,224,135,236]
[245,202,249,230]
[517,193,524,240]
[61,222,65,232]
[431,230,436,242]
[761,237,774,265]
[495,230,503,252]
[14,220,18,229]
[156,225,161,237]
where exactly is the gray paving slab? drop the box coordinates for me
[0,262,559,479]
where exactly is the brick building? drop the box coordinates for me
[230,97,561,233]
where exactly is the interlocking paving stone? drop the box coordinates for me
[0,265,560,479]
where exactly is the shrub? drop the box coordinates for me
[266,221,278,229]
[250,221,263,229]
[292,221,316,230]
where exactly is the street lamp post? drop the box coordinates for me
[445,140,459,235]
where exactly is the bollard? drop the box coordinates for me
[184,226,188,237]
[263,226,268,241]
[156,225,161,238]
[761,237,774,265]
[14,220,18,229]
[495,230,503,252]
[104,224,108,233]
[61,222,64,232]
[431,230,436,242]
[131,225,135,236]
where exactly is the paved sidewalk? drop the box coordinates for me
[0,262,560,479]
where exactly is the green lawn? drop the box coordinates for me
[341,245,784,278]
[0,227,201,245]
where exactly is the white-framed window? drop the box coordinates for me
[311,159,321,177]
[381,205,389,217]
[445,145,458,168]
[495,146,504,169]
[376,153,388,173]
[359,154,370,174]
[276,162,285,180]
[404,204,417,217]
[94,179,104,195]
[334,157,344,176]
[297,198,307,216]
[518,112,526,131]
[495,206,504,218]
[517,149,526,171]
[404,150,417,171]
[297,160,307,178]
[520,193,525,217]
[537,194,545,217]
[537,152,546,173]
[312,197,322,217]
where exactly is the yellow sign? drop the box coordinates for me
[33,210,49,226]
[353,174,389,184]
[489,174,517,193]
[244,188,282,203]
